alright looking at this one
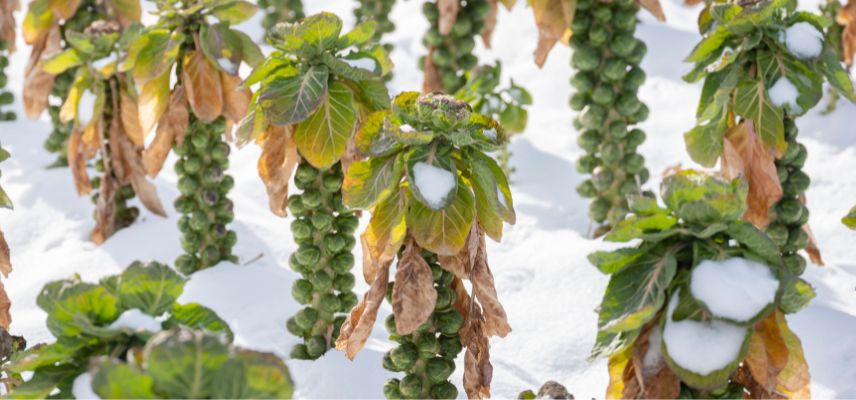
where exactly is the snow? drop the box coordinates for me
[412,162,456,209]
[108,309,163,332]
[484,127,497,141]
[662,291,748,375]
[217,57,239,75]
[690,258,779,322]
[399,123,415,133]
[90,57,114,71]
[2,0,856,398]
[343,57,377,72]
[769,77,801,112]
[642,325,663,372]
[76,90,97,127]
[71,373,99,399]
[784,22,823,60]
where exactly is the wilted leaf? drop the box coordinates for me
[437,0,460,35]
[422,47,442,93]
[137,68,171,136]
[220,71,251,124]
[120,90,145,146]
[91,173,118,244]
[0,227,10,278]
[143,85,187,177]
[622,324,680,399]
[336,262,390,359]
[531,0,573,67]
[470,227,510,337]
[0,0,18,52]
[639,0,666,22]
[68,131,93,195]
[481,0,499,48]
[461,300,493,399]
[182,49,223,122]
[392,238,438,335]
[110,110,167,217]
[257,125,299,217]
[773,311,810,398]
[837,0,856,65]
[361,188,407,284]
[0,280,10,330]
[23,25,60,119]
[720,120,782,228]
[744,313,788,393]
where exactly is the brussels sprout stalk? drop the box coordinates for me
[570,0,653,235]
[354,0,397,80]
[259,0,305,36]
[0,38,14,122]
[420,0,491,93]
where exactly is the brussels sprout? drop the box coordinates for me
[384,378,404,399]
[571,17,589,34]
[576,155,599,174]
[306,335,328,358]
[576,180,598,198]
[391,343,419,371]
[613,10,637,32]
[578,130,601,152]
[436,310,464,335]
[784,170,810,195]
[599,142,623,165]
[588,24,609,46]
[602,59,630,81]
[783,254,806,276]
[777,199,804,225]
[426,357,455,384]
[438,270,454,287]
[627,41,647,64]
[780,142,801,164]
[616,94,642,116]
[319,293,342,314]
[570,72,596,92]
[623,66,646,90]
[292,279,315,304]
[290,344,311,360]
[286,317,304,337]
[310,270,333,291]
[785,227,809,252]
[311,213,334,231]
[178,176,200,195]
[295,307,320,330]
[569,93,588,111]
[385,314,399,336]
[610,34,637,57]
[296,245,322,266]
[334,273,356,292]
[417,334,441,358]
[435,286,456,311]
[626,128,646,148]
[592,6,612,22]
[339,292,358,311]
[776,164,790,183]
[589,197,611,222]
[331,253,355,273]
[572,46,602,72]
[607,121,629,140]
[431,382,458,399]
[592,166,615,191]
[439,334,463,358]
[580,104,606,127]
[591,86,615,105]
[399,374,425,399]
[791,144,808,168]
[335,215,360,235]
[324,234,347,253]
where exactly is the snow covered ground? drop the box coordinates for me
[2,0,856,398]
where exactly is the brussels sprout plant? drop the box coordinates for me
[420,0,492,93]
[0,0,16,122]
[121,0,263,274]
[569,0,661,235]
[39,21,167,244]
[683,0,856,268]
[238,12,391,360]
[22,0,140,167]
[259,0,305,36]
[6,261,294,398]
[354,0,397,80]
[336,93,515,399]
[590,170,814,398]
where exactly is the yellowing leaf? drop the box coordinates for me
[774,311,811,398]
[531,0,574,67]
[143,85,187,177]
[361,188,407,284]
[137,68,171,136]
[293,81,356,169]
[407,184,475,256]
[220,71,251,124]
[182,49,224,122]
[120,90,144,146]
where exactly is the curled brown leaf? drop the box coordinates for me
[23,25,61,119]
[837,0,856,65]
[802,224,824,267]
[437,0,460,36]
[462,301,493,400]
[470,227,511,337]
[91,173,118,245]
[336,262,390,360]
[68,130,93,196]
[182,47,223,123]
[531,0,573,68]
[721,120,782,229]
[120,90,145,146]
[220,71,252,125]
[0,0,18,52]
[744,313,789,394]
[0,280,9,330]
[422,47,442,94]
[109,103,166,217]
[622,323,680,399]
[0,228,10,278]
[257,125,299,217]
[481,0,499,49]
[638,0,666,22]
[143,85,187,178]
[392,238,438,335]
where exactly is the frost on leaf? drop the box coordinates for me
[783,22,823,60]
[690,258,778,323]
[412,162,456,210]
[663,291,748,382]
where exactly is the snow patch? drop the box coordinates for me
[400,123,415,133]
[484,128,497,141]
[663,291,748,375]
[784,22,823,59]
[642,325,663,372]
[412,162,456,209]
[90,57,115,71]
[108,309,163,332]
[77,90,97,127]
[690,258,779,322]
[768,77,801,113]
[72,373,99,399]
[217,57,239,74]
[344,57,377,72]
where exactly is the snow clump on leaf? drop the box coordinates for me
[690,257,779,323]
[768,77,801,112]
[784,22,823,59]
[412,162,456,209]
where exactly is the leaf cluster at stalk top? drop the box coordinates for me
[342,92,516,257]
[7,261,294,399]
[238,12,392,169]
[588,170,815,391]
[683,0,856,167]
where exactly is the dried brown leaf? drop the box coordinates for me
[0,228,10,278]
[623,323,681,399]
[437,0,460,35]
[802,224,824,266]
[462,301,492,400]
[683,0,704,4]
[91,173,118,245]
[110,104,166,217]
[531,0,573,68]
[774,311,811,398]
[257,125,299,217]
[745,313,789,393]
[0,0,18,52]
[837,0,856,65]
[638,0,666,22]
[721,120,783,229]
[220,71,251,124]
[336,262,390,360]
[0,280,10,330]
[182,48,223,123]
[438,223,479,279]
[470,227,511,338]
[23,25,60,119]
[481,0,499,49]
[51,0,82,21]
[120,90,145,146]
[68,130,93,195]
[143,85,187,178]
[422,47,442,93]
[392,238,438,335]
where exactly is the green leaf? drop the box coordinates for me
[588,247,646,274]
[244,55,298,87]
[684,115,727,168]
[6,364,80,399]
[405,146,459,211]
[726,221,781,266]
[342,154,403,209]
[212,1,258,25]
[91,360,156,399]
[118,261,186,316]
[199,24,244,75]
[143,328,230,399]
[779,278,815,314]
[605,214,678,242]
[233,29,264,67]
[843,205,856,230]
[293,81,357,169]
[466,149,515,241]
[259,65,329,126]
[41,48,85,74]
[686,26,732,63]
[320,52,377,81]
[499,105,528,134]
[756,51,823,116]
[211,349,294,398]
[407,185,475,256]
[298,12,343,54]
[671,284,706,321]
[125,29,182,83]
[354,110,401,157]
[64,31,95,54]
[733,78,785,156]
[818,44,856,101]
[37,280,120,338]
[597,251,678,333]
[106,0,142,22]
[627,195,664,216]
[590,329,640,360]
[661,170,748,225]
[351,79,390,112]
[164,303,234,342]
[336,19,377,48]
[0,186,12,209]
[7,339,84,374]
